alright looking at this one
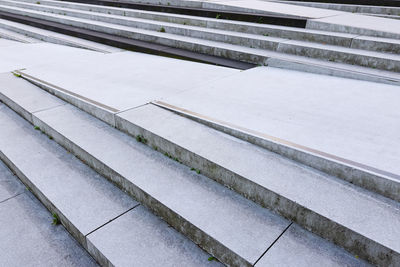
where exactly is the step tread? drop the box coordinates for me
[0,72,367,266]
[0,163,98,266]
[117,104,400,253]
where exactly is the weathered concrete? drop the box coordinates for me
[0,161,97,266]
[257,223,370,266]
[0,159,24,203]
[1,2,399,72]
[87,205,223,267]
[0,67,393,266]
[0,102,217,266]
[0,17,121,53]
[0,27,39,43]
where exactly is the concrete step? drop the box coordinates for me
[0,161,99,266]
[1,4,400,79]
[5,0,400,55]
[0,84,221,267]
[0,26,39,42]
[0,17,121,52]
[0,73,370,266]
[274,0,400,15]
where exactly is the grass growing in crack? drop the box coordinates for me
[163,151,182,163]
[52,213,60,225]
[152,145,158,151]
[48,136,53,140]
[136,135,148,144]
[215,14,221,19]
[208,256,216,261]
[36,1,40,4]
[191,167,200,174]
[159,27,166,33]
[12,72,21,78]
[34,126,40,131]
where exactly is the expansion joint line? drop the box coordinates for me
[252,222,293,266]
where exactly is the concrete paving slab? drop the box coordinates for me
[21,51,238,111]
[162,66,400,176]
[0,160,24,203]
[0,191,97,266]
[257,224,369,266]
[0,37,20,47]
[308,13,400,38]
[0,103,138,239]
[0,42,101,73]
[87,205,223,267]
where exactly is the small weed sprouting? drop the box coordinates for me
[13,72,22,78]
[159,27,166,33]
[215,14,221,19]
[136,135,148,144]
[263,33,269,37]
[36,1,40,4]
[190,167,200,174]
[34,126,40,131]
[152,145,158,151]
[49,136,53,140]
[52,213,60,225]
[208,256,215,261]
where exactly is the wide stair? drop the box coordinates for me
[1,60,400,265]
[0,0,399,84]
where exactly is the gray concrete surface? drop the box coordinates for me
[0,67,388,266]
[161,66,400,177]
[1,2,399,72]
[87,205,223,267]
[0,161,98,267]
[0,102,218,266]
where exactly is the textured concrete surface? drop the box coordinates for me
[162,66,400,176]
[0,42,101,73]
[0,103,138,239]
[0,17,121,53]
[257,224,370,266]
[32,103,291,265]
[20,51,238,111]
[87,205,223,267]
[0,161,98,267]
[0,160,25,203]
[116,103,400,265]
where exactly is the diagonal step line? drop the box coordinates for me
[85,203,140,237]
[0,192,24,204]
[253,222,293,266]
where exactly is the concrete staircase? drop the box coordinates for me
[1,62,399,265]
[1,68,386,266]
[0,0,399,84]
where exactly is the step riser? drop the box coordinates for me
[9,75,398,267]
[1,4,399,72]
